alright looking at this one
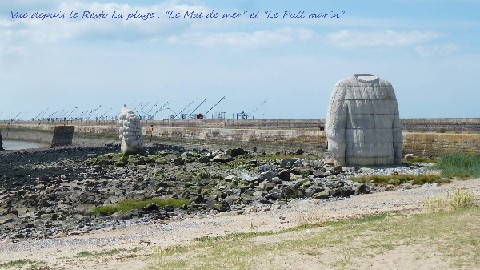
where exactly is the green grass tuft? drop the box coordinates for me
[350,174,448,186]
[75,248,128,258]
[76,251,94,257]
[147,208,480,269]
[436,152,480,179]
[90,198,189,215]
[425,188,477,212]
[352,214,389,224]
[0,259,45,269]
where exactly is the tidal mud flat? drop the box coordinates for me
[0,143,436,240]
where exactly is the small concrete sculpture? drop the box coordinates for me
[118,105,143,154]
[325,74,402,166]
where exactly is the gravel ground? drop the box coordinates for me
[1,177,478,270]
[0,140,477,269]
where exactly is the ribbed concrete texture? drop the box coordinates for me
[118,105,143,154]
[326,74,403,166]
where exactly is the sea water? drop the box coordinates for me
[2,140,48,150]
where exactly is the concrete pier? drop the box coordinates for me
[1,118,480,157]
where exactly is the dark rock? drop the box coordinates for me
[290,168,302,175]
[305,186,325,197]
[257,164,275,173]
[280,158,297,169]
[211,154,233,163]
[227,148,247,157]
[258,171,275,181]
[173,158,185,166]
[191,195,206,204]
[279,185,297,199]
[258,198,272,204]
[150,210,169,220]
[214,202,230,212]
[241,195,255,204]
[312,190,330,199]
[278,170,291,181]
[354,183,370,195]
[143,203,159,212]
[328,166,343,175]
[265,189,282,200]
[199,156,210,163]
[329,187,354,197]
[262,182,276,191]
[164,205,175,213]
[225,195,241,204]
[122,209,142,219]
[205,198,216,210]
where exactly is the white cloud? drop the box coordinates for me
[168,27,315,48]
[414,44,460,58]
[328,30,441,48]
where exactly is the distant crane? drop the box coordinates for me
[99,107,113,120]
[86,105,102,120]
[173,100,194,119]
[11,112,22,121]
[250,99,267,119]
[52,109,66,119]
[34,108,49,120]
[151,101,170,119]
[188,99,207,118]
[146,102,158,115]
[47,111,58,119]
[66,107,79,120]
[139,102,150,115]
[133,102,143,111]
[205,96,226,116]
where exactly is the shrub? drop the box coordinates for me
[436,152,480,179]
[448,189,476,210]
[425,188,476,212]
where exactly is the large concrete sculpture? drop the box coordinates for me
[118,105,143,154]
[325,74,402,166]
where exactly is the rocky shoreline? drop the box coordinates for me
[0,144,436,240]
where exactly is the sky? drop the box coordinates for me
[0,0,479,120]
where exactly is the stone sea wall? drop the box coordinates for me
[403,132,480,156]
[1,118,479,156]
[401,118,480,132]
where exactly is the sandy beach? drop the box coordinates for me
[1,178,478,269]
